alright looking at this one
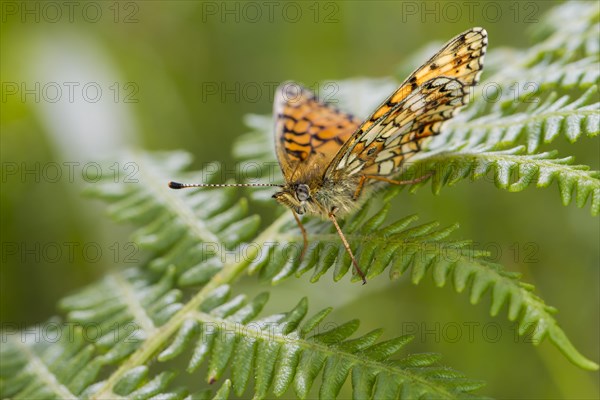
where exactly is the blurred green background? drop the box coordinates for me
[1,1,598,398]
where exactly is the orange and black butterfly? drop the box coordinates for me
[170,27,488,284]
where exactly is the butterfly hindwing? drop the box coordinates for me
[325,27,487,181]
[273,82,361,182]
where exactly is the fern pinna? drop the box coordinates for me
[1,2,598,399]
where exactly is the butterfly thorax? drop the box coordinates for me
[273,175,364,219]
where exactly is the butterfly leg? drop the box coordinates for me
[362,171,435,195]
[353,172,433,200]
[292,210,308,261]
[328,207,367,285]
[352,176,368,201]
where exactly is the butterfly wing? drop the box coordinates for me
[273,82,361,183]
[325,27,487,180]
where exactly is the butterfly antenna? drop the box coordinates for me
[168,181,283,189]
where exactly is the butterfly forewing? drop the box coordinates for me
[325,27,487,181]
[273,82,361,182]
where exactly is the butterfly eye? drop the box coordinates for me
[296,184,310,202]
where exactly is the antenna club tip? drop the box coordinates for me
[168,181,184,189]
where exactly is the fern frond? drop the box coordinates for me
[243,191,597,371]
[80,148,600,372]
[132,120,582,373]
[226,109,598,365]
[441,86,599,153]
[1,280,485,399]
[0,319,233,400]
[182,291,485,398]
[406,145,600,215]
[481,56,599,103]
[229,119,598,367]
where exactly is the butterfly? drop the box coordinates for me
[169,27,487,284]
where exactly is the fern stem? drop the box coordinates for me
[91,213,292,399]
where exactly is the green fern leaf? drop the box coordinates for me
[242,189,596,370]
[0,284,485,399]
[441,86,599,153]
[405,145,600,215]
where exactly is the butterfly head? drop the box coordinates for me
[272,183,312,215]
